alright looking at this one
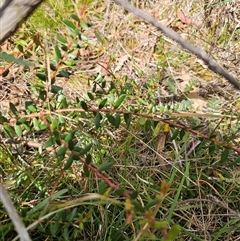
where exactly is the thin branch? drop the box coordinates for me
[0,184,31,241]
[112,0,240,89]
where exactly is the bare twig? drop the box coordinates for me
[112,0,240,90]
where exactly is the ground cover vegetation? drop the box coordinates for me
[0,0,240,240]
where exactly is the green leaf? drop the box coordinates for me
[114,94,127,109]
[50,63,56,71]
[39,90,47,100]
[130,191,139,199]
[51,118,58,130]
[72,154,80,160]
[57,70,70,78]
[171,129,179,140]
[43,138,55,149]
[78,144,92,156]
[39,123,48,131]
[182,133,190,142]
[3,124,14,138]
[145,199,159,210]
[9,103,19,116]
[97,160,115,172]
[61,45,68,51]
[33,117,40,130]
[109,81,116,91]
[208,144,215,155]
[83,164,90,177]
[25,102,37,113]
[99,98,108,109]
[220,148,229,163]
[179,129,185,140]
[139,117,147,125]
[51,85,63,94]
[73,146,82,152]
[115,189,124,196]
[63,19,76,30]
[124,113,132,129]
[63,227,69,241]
[94,113,101,129]
[166,224,181,240]
[64,131,76,143]
[68,139,75,151]
[153,122,162,137]
[106,114,115,126]
[68,208,77,222]
[80,21,91,30]
[64,155,74,170]
[0,114,8,124]
[58,115,65,124]
[54,45,62,63]
[17,44,24,53]
[56,146,67,158]
[86,154,92,164]
[22,123,30,132]
[94,30,104,44]
[50,222,60,237]
[14,124,22,137]
[92,83,97,92]
[98,181,106,195]
[0,52,29,66]
[2,69,9,77]
[114,114,121,128]
[228,156,240,168]
[132,200,144,212]
[87,92,94,100]
[56,35,68,44]
[36,72,47,81]
[145,119,152,131]
[81,101,88,110]
[101,80,106,89]
[79,34,88,41]
[154,221,169,229]
[71,14,79,22]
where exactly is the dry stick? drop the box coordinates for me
[112,0,240,90]
[0,184,31,241]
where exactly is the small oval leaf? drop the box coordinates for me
[86,154,92,164]
[220,148,229,163]
[14,124,22,137]
[95,113,101,129]
[64,155,74,170]
[83,164,90,177]
[114,114,121,128]
[114,94,127,109]
[79,144,92,156]
[81,101,88,110]
[36,72,46,81]
[56,35,68,44]
[99,98,108,109]
[97,161,115,172]
[63,19,76,30]
[54,45,62,63]
[43,138,55,149]
[9,103,19,116]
